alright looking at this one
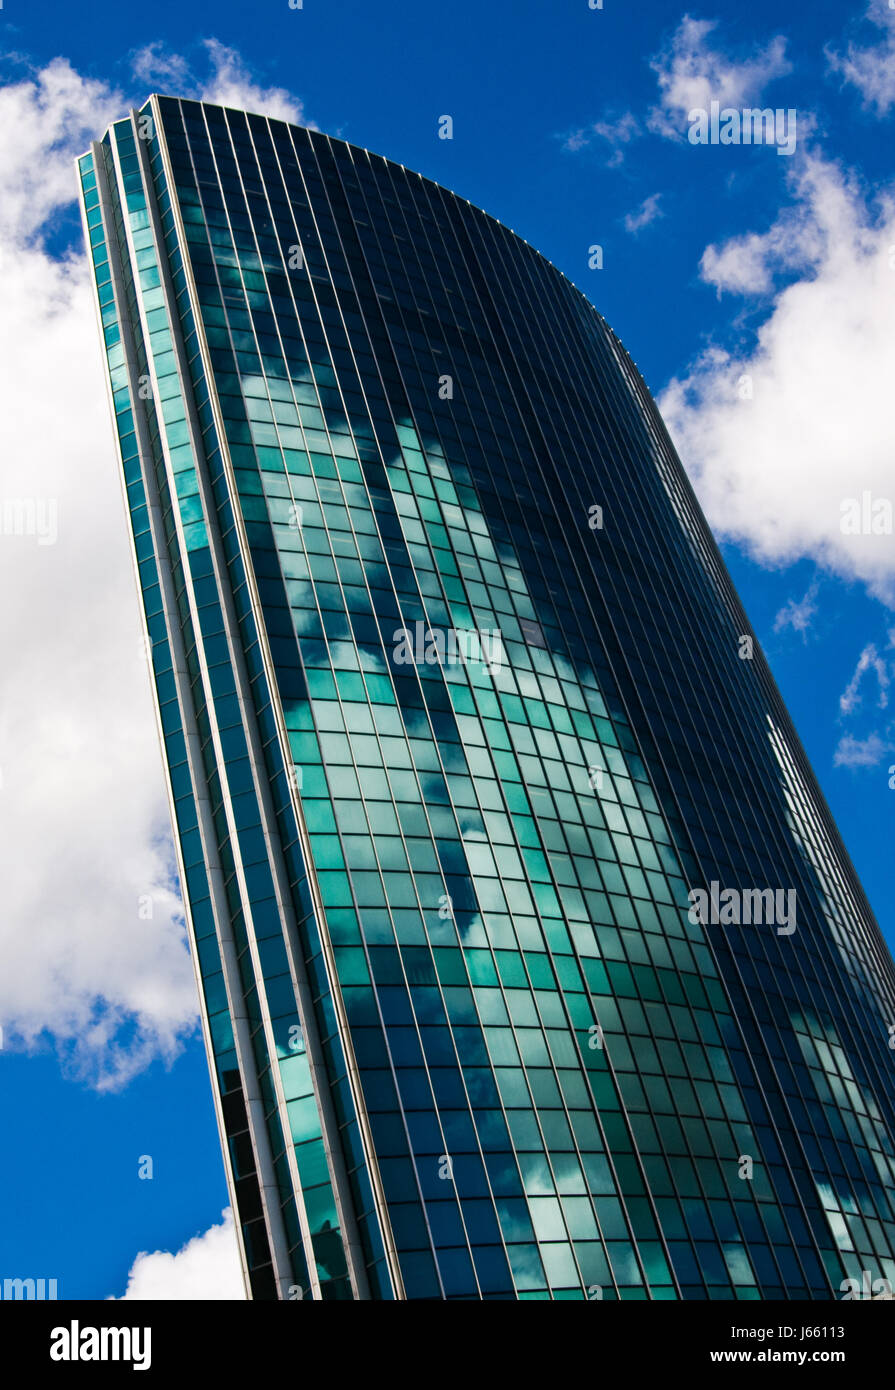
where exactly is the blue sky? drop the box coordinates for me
[1,0,893,1298]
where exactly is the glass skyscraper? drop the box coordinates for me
[78,96,895,1302]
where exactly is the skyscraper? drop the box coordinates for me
[78,96,895,1302]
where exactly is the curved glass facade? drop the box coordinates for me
[78,96,895,1301]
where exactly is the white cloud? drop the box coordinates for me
[624,192,664,234]
[131,41,191,92]
[0,58,122,244]
[201,39,310,125]
[774,579,819,635]
[114,1210,245,1300]
[828,1,895,117]
[698,199,824,297]
[563,17,792,162]
[833,732,894,768]
[0,59,197,1088]
[832,633,895,770]
[648,15,792,139]
[132,38,312,127]
[839,643,890,714]
[0,46,309,1088]
[660,151,895,605]
[561,111,640,164]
